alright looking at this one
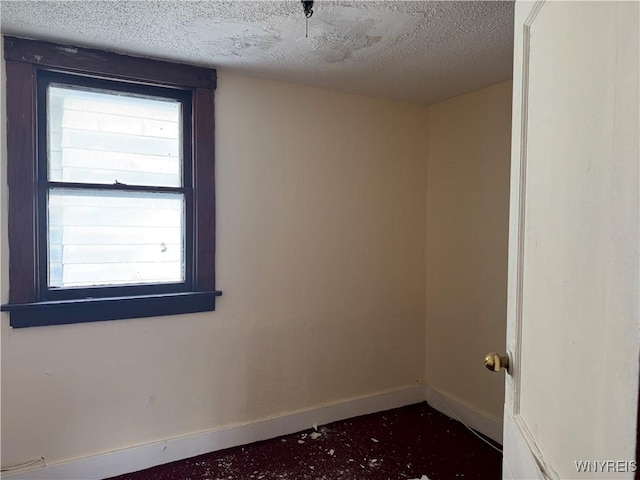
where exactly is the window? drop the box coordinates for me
[1,36,221,327]
[40,73,193,297]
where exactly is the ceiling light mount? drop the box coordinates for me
[302,1,314,18]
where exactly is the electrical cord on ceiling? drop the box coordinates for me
[302,0,314,38]
[436,401,504,454]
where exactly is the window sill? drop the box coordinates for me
[1,291,223,328]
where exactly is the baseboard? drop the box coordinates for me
[424,385,503,445]
[3,385,502,479]
[3,385,425,480]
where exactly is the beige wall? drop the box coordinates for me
[1,31,514,466]
[425,81,512,420]
[0,68,429,466]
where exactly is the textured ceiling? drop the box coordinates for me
[0,1,515,104]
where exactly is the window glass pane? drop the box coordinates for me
[48,85,182,187]
[48,189,185,288]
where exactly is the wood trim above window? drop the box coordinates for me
[1,36,221,328]
[3,36,217,89]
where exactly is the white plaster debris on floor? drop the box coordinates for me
[176,418,439,480]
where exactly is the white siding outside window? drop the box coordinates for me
[47,86,185,288]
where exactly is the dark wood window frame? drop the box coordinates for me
[1,36,222,328]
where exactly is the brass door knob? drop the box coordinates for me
[485,352,509,372]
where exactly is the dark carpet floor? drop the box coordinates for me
[108,402,502,480]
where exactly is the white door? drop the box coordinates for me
[502,1,639,478]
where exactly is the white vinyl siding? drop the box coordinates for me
[46,86,185,288]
